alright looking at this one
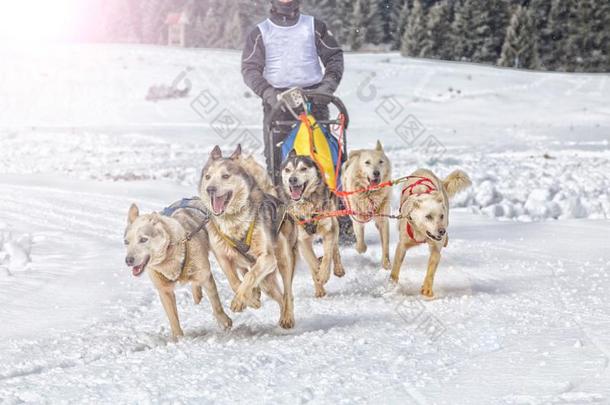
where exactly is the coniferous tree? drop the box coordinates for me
[201,0,228,48]
[335,0,354,44]
[421,0,454,60]
[528,0,553,69]
[191,14,206,47]
[451,0,509,63]
[365,0,385,45]
[498,5,540,69]
[226,5,244,49]
[400,0,426,57]
[483,0,511,62]
[590,0,610,71]
[546,0,574,71]
[565,0,602,72]
[451,0,481,61]
[346,0,384,50]
[347,0,367,50]
[391,0,410,50]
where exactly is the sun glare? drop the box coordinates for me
[0,0,77,44]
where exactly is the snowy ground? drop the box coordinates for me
[0,45,609,404]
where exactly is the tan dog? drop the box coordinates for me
[280,150,345,298]
[341,140,392,269]
[199,145,298,329]
[124,204,232,339]
[391,168,471,297]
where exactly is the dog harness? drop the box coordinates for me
[292,187,334,235]
[162,197,211,219]
[177,221,207,278]
[161,197,211,280]
[211,217,258,265]
[400,177,437,244]
[298,216,318,235]
[346,189,384,224]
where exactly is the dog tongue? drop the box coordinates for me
[132,266,142,277]
[291,187,302,200]
[212,194,227,214]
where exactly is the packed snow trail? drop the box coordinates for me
[1,46,609,404]
[1,178,609,404]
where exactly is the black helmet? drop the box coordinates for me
[270,0,300,18]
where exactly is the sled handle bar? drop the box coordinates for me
[266,91,350,134]
[273,119,343,127]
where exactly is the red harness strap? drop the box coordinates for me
[406,223,424,244]
[401,177,437,244]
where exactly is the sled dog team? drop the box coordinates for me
[124,142,471,338]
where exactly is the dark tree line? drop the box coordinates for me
[101,0,610,72]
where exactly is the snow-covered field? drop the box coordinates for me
[0,45,609,404]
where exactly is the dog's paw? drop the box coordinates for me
[279,315,295,329]
[230,296,247,313]
[389,274,400,284]
[170,330,185,342]
[333,265,345,278]
[382,256,391,270]
[216,313,233,331]
[356,242,368,254]
[314,284,327,298]
[247,295,261,309]
[420,285,435,298]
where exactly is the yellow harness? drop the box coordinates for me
[211,217,257,264]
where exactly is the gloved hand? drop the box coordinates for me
[262,87,281,107]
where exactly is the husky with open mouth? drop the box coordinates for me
[199,145,298,329]
[280,150,345,298]
[341,140,393,269]
[123,203,232,339]
[391,168,472,297]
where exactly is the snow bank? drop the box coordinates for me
[0,223,32,274]
[391,149,610,222]
[457,152,610,221]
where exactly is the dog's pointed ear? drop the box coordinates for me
[149,213,167,237]
[230,144,242,160]
[288,149,297,159]
[210,146,222,160]
[348,150,362,161]
[403,198,420,217]
[149,212,162,226]
[128,203,139,225]
[376,140,383,151]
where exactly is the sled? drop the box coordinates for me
[266,88,355,244]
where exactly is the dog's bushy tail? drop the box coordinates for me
[443,170,472,199]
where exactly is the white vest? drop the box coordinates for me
[258,14,324,89]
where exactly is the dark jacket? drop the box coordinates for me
[241,15,344,100]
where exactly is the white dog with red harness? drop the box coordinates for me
[391,168,471,297]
